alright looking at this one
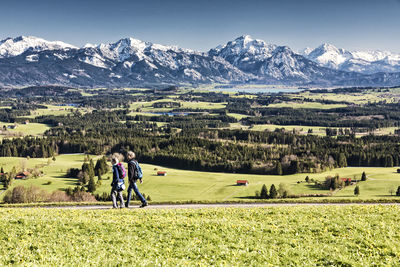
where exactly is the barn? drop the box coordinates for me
[157,171,167,176]
[236,180,249,186]
[15,171,30,179]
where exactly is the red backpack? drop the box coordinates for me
[116,162,127,179]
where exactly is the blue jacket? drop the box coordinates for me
[111,164,120,188]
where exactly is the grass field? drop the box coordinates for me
[0,154,101,196]
[0,123,50,138]
[23,104,78,118]
[2,155,400,202]
[267,101,347,109]
[0,205,399,265]
[297,91,390,104]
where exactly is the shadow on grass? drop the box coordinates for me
[235,196,261,200]
[304,183,325,190]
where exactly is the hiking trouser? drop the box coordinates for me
[111,188,124,208]
[126,181,146,206]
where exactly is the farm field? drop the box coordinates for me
[0,155,101,196]
[267,101,347,109]
[23,104,78,118]
[2,155,400,202]
[129,99,226,113]
[0,205,399,265]
[295,90,399,104]
[0,123,50,138]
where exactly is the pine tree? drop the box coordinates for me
[87,176,96,193]
[361,171,367,181]
[0,166,4,174]
[354,185,360,196]
[338,153,347,168]
[385,155,394,167]
[275,162,283,175]
[89,159,95,178]
[260,184,268,199]
[269,184,278,199]
[396,186,400,196]
[95,159,101,176]
[95,156,109,176]
[305,176,310,183]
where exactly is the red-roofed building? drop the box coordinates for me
[237,180,249,186]
[15,171,30,179]
[157,171,167,176]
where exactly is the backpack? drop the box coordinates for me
[131,160,143,179]
[116,162,127,179]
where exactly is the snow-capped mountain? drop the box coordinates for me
[0,36,77,58]
[302,43,400,74]
[210,36,368,85]
[0,35,399,87]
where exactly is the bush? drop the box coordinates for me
[95,192,111,201]
[260,184,268,199]
[3,185,48,204]
[361,172,367,181]
[71,191,97,202]
[48,191,71,202]
[354,186,360,196]
[269,184,278,199]
[3,185,96,203]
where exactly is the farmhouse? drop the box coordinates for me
[157,171,167,176]
[15,171,30,179]
[236,180,249,186]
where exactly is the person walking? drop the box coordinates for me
[125,151,148,208]
[111,156,125,208]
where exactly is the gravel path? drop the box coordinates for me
[33,202,400,210]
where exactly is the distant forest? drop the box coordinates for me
[1,86,400,175]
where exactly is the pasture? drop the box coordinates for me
[2,155,400,202]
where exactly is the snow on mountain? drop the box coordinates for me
[0,35,400,87]
[302,43,400,74]
[211,36,325,82]
[0,36,77,58]
[210,35,277,64]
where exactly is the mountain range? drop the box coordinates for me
[0,35,399,88]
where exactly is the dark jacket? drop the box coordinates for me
[128,159,138,183]
[111,164,120,189]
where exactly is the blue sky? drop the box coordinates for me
[1,0,399,52]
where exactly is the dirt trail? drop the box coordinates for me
[28,202,400,210]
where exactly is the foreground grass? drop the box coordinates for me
[0,206,399,265]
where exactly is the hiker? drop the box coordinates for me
[111,156,125,208]
[125,151,148,208]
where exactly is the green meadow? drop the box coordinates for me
[0,123,50,138]
[2,154,400,202]
[267,101,347,109]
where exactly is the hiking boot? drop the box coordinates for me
[139,202,148,208]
